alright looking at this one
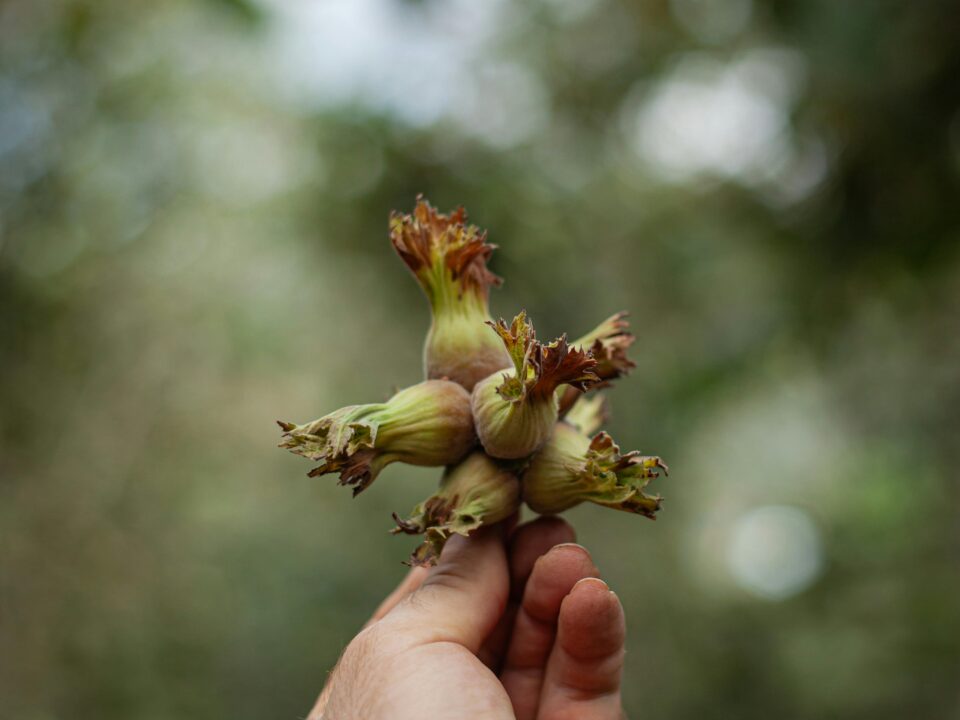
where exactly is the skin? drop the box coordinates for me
[309,517,627,720]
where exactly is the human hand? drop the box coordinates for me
[308,517,626,719]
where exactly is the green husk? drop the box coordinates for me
[392,452,521,566]
[558,312,637,416]
[390,196,511,391]
[278,379,475,495]
[471,311,600,459]
[522,422,666,517]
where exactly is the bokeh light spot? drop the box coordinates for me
[628,50,806,185]
[727,505,823,600]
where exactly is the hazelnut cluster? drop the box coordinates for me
[278,197,667,565]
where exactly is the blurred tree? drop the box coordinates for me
[0,0,958,718]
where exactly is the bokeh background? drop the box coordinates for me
[2,0,959,717]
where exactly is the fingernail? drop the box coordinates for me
[552,542,592,559]
[573,577,609,592]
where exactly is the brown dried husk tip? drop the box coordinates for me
[389,196,512,390]
[389,195,502,301]
[559,312,637,416]
[471,311,601,459]
[278,380,475,496]
[522,422,667,517]
[392,452,520,566]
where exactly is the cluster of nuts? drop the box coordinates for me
[278,197,666,565]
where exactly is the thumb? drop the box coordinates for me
[385,525,509,653]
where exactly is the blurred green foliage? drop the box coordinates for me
[1,0,958,718]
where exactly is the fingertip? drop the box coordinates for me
[434,522,501,562]
[559,578,626,662]
[514,515,576,543]
[509,516,576,557]
[537,578,626,714]
[425,525,506,595]
[522,544,600,624]
[508,517,578,593]
[550,542,592,560]
[537,543,597,579]
[571,576,608,592]
[396,525,509,651]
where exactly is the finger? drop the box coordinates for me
[509,516,577,600]
[309,565,430,718]
[477,600,519,673]
[500,544,599,720]
[386,524,510,653]
[501,509,521,538]
[478,516,577,671]
[365,566,430,626]
[538,578,626,720]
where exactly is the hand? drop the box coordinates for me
[308,517,626,719]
